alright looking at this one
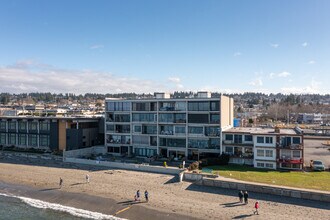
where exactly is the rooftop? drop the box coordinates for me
[223,127,300,135]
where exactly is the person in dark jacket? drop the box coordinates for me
[238,190,244,203]
[243,191,249,204]
[144,190,149,202]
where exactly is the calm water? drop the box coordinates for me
[0,194,124,220]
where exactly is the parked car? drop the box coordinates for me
[312,160,325,171]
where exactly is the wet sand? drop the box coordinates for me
[0,156,329,220]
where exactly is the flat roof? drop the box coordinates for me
[223,127,299,135]
[0,116,101,120]
[105,97,229,102]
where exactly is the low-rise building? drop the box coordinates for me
[222,127,304,170]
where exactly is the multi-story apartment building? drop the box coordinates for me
[222,127,304,170]
[105,92,234,160]
[0,116,104,152]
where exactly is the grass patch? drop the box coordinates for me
[206,165,330,191]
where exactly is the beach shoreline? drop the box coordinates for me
[0,156,329,220]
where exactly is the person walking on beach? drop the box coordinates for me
[135,190,140,201]
[59,177,63,189]
[254,201,260,215]
[243,191,249,204]
[238,190,244,203]
[86,174,90,184]
[144,190,149,202]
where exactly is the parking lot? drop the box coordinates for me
[304,139,330,169]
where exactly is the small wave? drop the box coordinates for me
[0,193,126,220]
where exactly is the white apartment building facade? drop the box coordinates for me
[222,127,304,170]
[105,92,234,160]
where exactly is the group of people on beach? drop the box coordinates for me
[238,190,259,215]
[135,190,149,202]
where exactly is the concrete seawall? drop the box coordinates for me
[184,173,330,203]
[64,157,181,175]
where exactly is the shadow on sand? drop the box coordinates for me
[70,182,86,186]
[39,187,59,192]
[232,214,253,219]
[185,183,330,211]
[117,200,147,206]
[221,201,246,208]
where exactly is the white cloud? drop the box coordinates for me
[168,77,181,84]
[302,42,308,47]
[269,71,291,78]
[233,52,242,57]
[0,61,171,94]
[249,78,263,86]
[308,60,316,64]
[89,44,104,50]
[270,43,279,48]
[281,79,322,94]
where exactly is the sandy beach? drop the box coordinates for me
[0,156,329,220]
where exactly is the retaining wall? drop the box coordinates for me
[64,157,181,175]
[183,173,330,203]
[63,146,106,158]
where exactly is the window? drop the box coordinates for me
[225,134,233,141]
[0,133,6,144]
[175,126,186,134]
[0,121,6,130]
[39,121,50,131]
[210,101,220,111]
[292,150,301,158]
[159,113,174,123]
[292,137,301,144]
[244,135,252,142]
[8,121,16,130]
[106,124,115,132]
[188,101,209,111]
[257,150,264,157]
[175,102,186,111]
[39,135,49,147]
[257,137,264,143]
[142,125,157,134]
[210,114,220,124]
[8,133,16,145]
[188,126,203,134]
[29,121,38,131]
[188,114,209,123]
[19,121,27,131]
[234,135,242,144]
[257,162,264,168]
[28,134,38,146]
[134,125,142,133]
[265,150,273,157]
[265,163,274,168]
[132,113,156,122]
[18,134,26,145]
[225,146,233,154]
[265,137,273,144]
[188,139,208,149]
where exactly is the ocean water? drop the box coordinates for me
[0,193,125,220]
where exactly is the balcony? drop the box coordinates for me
[277,158,303,164]
[277,144,303,149]
[107,139,131,145]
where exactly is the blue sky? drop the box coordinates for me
[0,0,329,94]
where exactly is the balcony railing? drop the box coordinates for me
[277,144,303,149]
[277,158,303,164]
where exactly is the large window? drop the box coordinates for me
[39,135,49,147]
[257,149,264,157]
[134,148,156,157]
[19,121,27,131]
[132,135,149,145]
[292,137,301,144]
[210,101,220,111]
[39,121,50,131]
[244,135,253,142]
[175,126,186,134]
[114,114,130,122]
[106,124,115,132]
[133,125,142,133]
[188,101,210,111]
[0,133,6,144]
[225,146,233,154]
[210,114,220,124]
[188,114,209,123]
[175,102,186,111]
[18,134,27,145]
[8,121,16,130]
[174,113,186,123]
[292,150,301,158]
[28,134,38,146]
[0,121,6,131]
[188,139,209,149]
[160,138,186,148]
[159,114,174,123]
[265,137,273,144]
[188,126,203,134]
[107,102,130,111]
[142,125,157,134]
[29,121,38,131]
[257,137,264,143]
[132,113,156,122]
[265,150,273,157]
[210,138,220,148]
[205,126,220,136]
[8,133,16,145]
[234,135,243,144]
[265,163,274,168]
[225,134,233,141]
